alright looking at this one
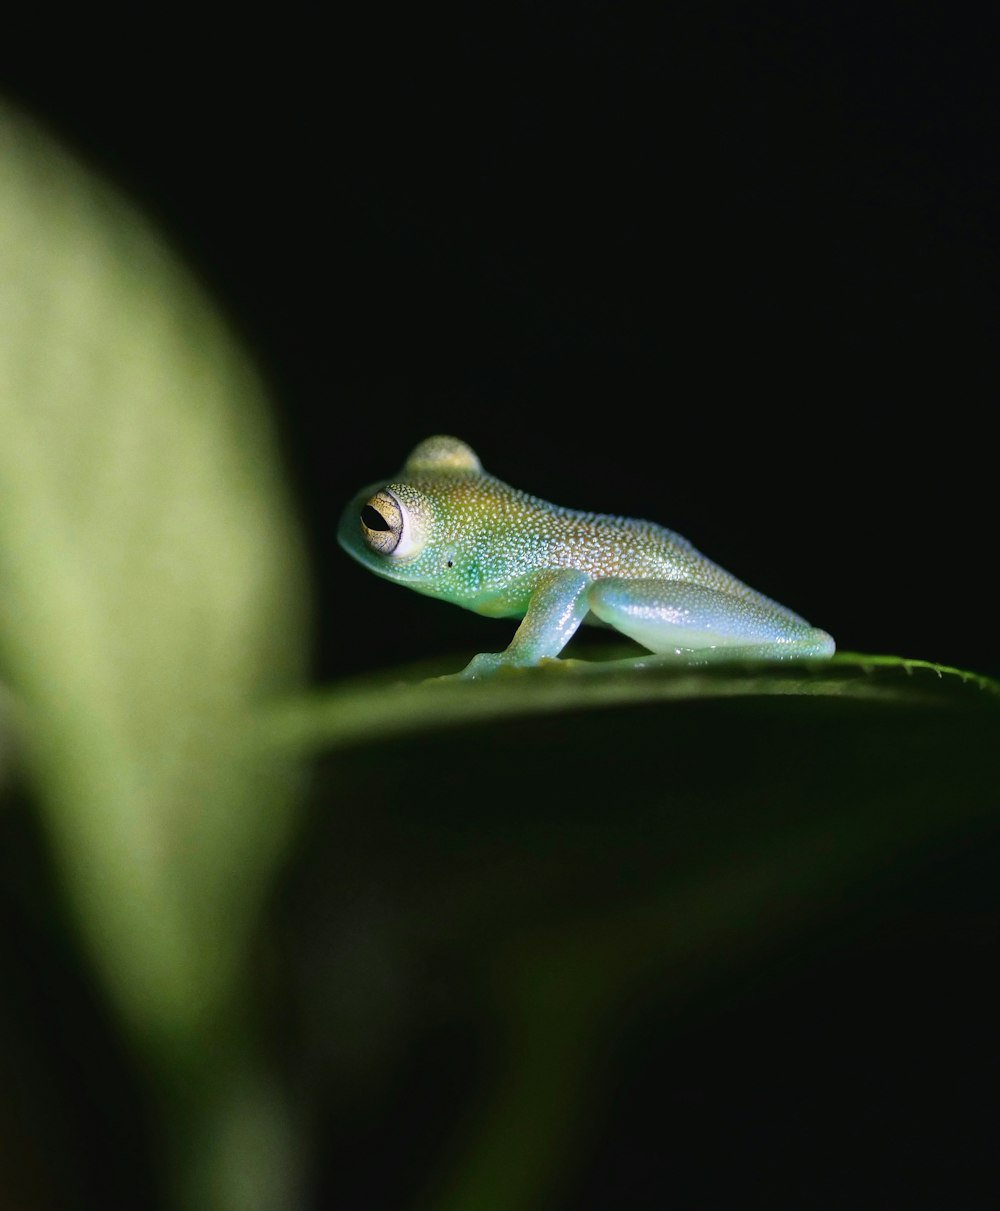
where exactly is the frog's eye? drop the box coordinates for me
[359,489,423,559]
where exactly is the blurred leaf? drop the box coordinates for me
[0,101,309,1208]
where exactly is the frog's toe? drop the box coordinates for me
[458,651,506,680]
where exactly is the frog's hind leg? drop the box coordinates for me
[586,578,835,662]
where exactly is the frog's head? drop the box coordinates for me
[338,436,486,600]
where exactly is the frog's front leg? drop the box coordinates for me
[459,569,592,679]
[587,578,835,662]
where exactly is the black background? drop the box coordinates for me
[6,2,997,682]
[4,8,1000,1209]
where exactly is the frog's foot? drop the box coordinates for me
[587,579,835,662]
[447,569,593,679]
[456,651,507,680]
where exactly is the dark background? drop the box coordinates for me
[3,8,1000,1210]
[6,2,997,682]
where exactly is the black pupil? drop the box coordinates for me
[362,505,392,531]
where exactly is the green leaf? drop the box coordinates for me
[0,102,309,1209]
[269,652,999,1209]
[268,649,1000,755]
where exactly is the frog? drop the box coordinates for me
[338,435,835,678]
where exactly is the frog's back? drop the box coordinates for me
[534,502,705,579]
[509,493,808,625]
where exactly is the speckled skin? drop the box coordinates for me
[338,436,835,677]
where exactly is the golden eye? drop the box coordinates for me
[358,489,423,558]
